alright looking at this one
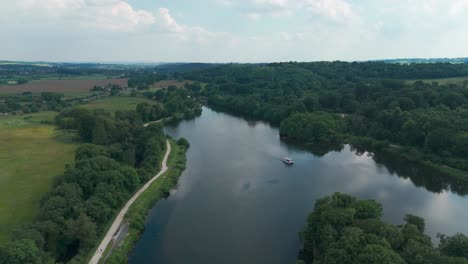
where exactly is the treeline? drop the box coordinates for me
[136,83,202,121]
[0,92,67,114]
[127,73,167,89]
[0,84,200,263]
[0,64,127,85]
[298,193,468,264]
[293,61,468,80]
[185,62,468,175]
[0,108,174,263]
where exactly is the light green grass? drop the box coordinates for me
[79,96,156,113]
[0,111,57,125]
[0,112,77,242]
[101,140,188,264]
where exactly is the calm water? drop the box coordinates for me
[129,107,468,264]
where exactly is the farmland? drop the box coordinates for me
[78,96,156,113]
[0,112,77,242]
[0,78,128,96]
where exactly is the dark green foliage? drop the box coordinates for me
[280,112,342,143]
[404,214,426,233]
[0,91,68,114]
[0,239,42,264]
[177,137,190,148]
[133,84,202,122]
[127,73,167,89]
[298,193,468,264]
[136,102,165,122]
[1,108,170,263]
[185,62,468,174]
[439,233,468,258]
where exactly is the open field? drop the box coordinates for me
[406,76,468,85]
[0,74,122,86]
[78,96,155,113]
[0,112,77,242]
[0,78,128,95]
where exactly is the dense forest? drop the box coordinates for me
[0,85,200,263]
[184,62,468,177]
[298,193,468,264]
[0,109,167,263]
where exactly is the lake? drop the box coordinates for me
[129,107,468,264]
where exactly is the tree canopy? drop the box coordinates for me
[298,193,468,264]
[185,62,468,175]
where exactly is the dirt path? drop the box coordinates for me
[88,140,171,264]
[143,117,171,127]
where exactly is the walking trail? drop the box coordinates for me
[88,139,171,264]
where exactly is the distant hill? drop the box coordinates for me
[153,63,222,73]
[371,57,468,64]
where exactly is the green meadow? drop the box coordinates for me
[0,112,77,242]
[79,96,156,113]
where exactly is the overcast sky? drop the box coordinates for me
[0,0,467,62]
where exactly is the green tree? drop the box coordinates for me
[439,233,468,258]
[355,244,405,264]
[0,239,42,264]
[65,213,97,250]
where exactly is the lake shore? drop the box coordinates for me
[101,140,188,264]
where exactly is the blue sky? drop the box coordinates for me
[0,0,467,62]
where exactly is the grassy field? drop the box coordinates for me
[406,76,468,85]
[0,78,128,96]
[78,96,156,113]
[0,74,121,86]
[101,140,188,264]
[0,112,77,242]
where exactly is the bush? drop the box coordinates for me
[177,138,190,148]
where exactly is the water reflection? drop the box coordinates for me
[280,139,344,157]
[129,107,468,264]
[350,145,468,196]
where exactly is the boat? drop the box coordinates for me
[282,157,294,165]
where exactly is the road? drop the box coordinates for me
[88,139,171,264]
[143,117,171,127]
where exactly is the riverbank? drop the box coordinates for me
[206,104,468,181]
[87,139,171,264]
[99,139,188,264]
[126,106,468,263]
[346,136,468,181]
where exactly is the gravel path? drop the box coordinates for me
[88,140,171,264]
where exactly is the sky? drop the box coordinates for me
[0,0,467,62]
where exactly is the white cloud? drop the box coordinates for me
[280,32,291,41]
[90,1,156,31]
[11,0,198,34]
[246,12,262,20]
[234,0,357,22]
[1,0,468,62]
[157,8,184,33]
[280,32,306,41]
[306,0,356,22]
[448,0,468,17]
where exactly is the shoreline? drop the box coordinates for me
[100,139,189,264]
[88,140,171,264]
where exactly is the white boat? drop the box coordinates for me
[282,157,294,165]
